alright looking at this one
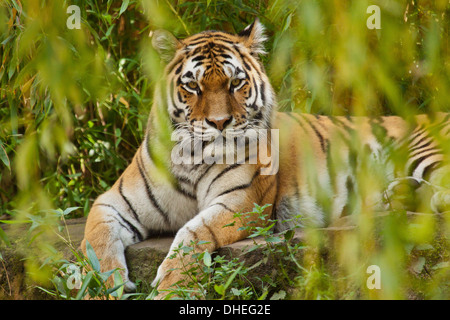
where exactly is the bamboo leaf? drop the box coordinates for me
[119,0,130,16]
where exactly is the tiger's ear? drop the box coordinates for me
[151,29,181,63]
[238,18,267,55]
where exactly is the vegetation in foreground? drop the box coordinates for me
[1,0,449,299]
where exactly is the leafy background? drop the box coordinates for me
[0,0,449,299]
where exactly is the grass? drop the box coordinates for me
[0,0,449,300]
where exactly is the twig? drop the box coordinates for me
[0,257,12,297]
[163,0,190,35]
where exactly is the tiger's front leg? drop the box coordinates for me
[152,169,276,298]
[81,200,142,292]
[81,146,194,293]
[151,202,268,298]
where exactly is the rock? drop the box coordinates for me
[0,212,448,299]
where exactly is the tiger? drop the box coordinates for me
[81,19,450,298]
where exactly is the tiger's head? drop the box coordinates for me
[151,19,275,143]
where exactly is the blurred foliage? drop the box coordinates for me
[0,0,449,299]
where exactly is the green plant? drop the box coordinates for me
[156,204,307,300]
[158,239,262,300]
[37,240,129,300]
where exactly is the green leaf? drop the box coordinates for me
[265,236,282,243]
[0,141,10,170]
[99,269,116,283]
[214,284,225,295]
[270,290,286,300]
[76,271,93,300]
[412,257,426,274]
[284,229,295,241]
[231,288,241,296]
[104,24,115,38]
[432,261,449,270]
[0,227,11,247]
[222,221,235,228]
[203,251,212,267]
[181,245,193,254]
[282,13,293,33]
[85,240,101,272]
[223,266,242,293]
[63,207,81,216]
[108,270,125,298]
[414,244,434,251]
[119,0,130,16]
[0,219,32,224]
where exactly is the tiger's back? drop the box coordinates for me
[274,111,450,229]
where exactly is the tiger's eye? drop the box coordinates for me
[187,81,198,90]
[231,78,241,87]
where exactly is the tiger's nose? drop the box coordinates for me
[205,116,233,131]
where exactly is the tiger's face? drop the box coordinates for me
[152,19,275,143]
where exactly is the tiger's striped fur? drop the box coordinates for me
[81,20,450,297]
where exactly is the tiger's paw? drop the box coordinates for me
[124,280,137,292]
[151,259,186,299]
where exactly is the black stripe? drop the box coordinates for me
[334,116,355,135]
[119,178,141,224]
[136,152,171,225]
[201,217,219,247]
[210,202,235,213]
[287,112,328,153]
[232,44,261,77]
[250,81,259,110]
[167,56,184,75]
[408,126,427,142]
[409,138,433,152]
[260,82,266,105]
[93,203,144,242]
[259,178,276,205]
[191,55,206,62]
[272,167,281,220]
[219,53,232,60]
[176,174,194,185]
[186,227,199,242]
[422,161,442,181]
[408,150,442,176]
[186,40,209,47]
[369,117,389,145]
[194,61,205,68]
[183,71,194,78]
[286,112,306,130]
[233,44,251,71]
[301,114,327,153]
[205,163,242,196]
[175,184,196,200]
[175,64,183,75]
[222,60,235,68]
[410,133,430,148]
[410,144,437,158]
[194,164,215,192]
[177,91,185,103]
[217,170,260,198]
